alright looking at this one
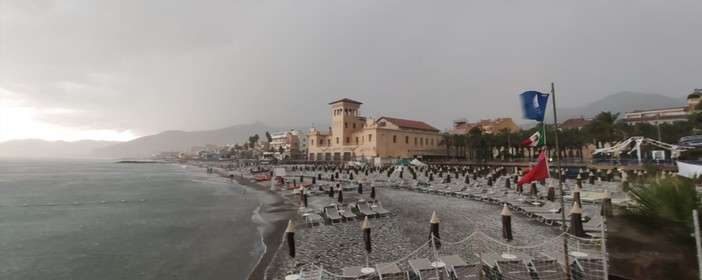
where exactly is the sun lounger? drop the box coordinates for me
[357,202,379,218]
[439,255,481,279]
[342,266,371,279]
[376,262,406,280]
[574,258,606,280]
[338,204,357,221]
[531,259,568,280]
[370,202,390,217]
[495,260,531,280]
[324,206,343,224]
[407,258,450,280]
[304,213,323,227]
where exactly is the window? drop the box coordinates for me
[405,136,409,144]
[353,123,356,129]
[393,135,397,143]
[431,138,434,145]
[368,134,373,142]
[355,137,359,144]
[379,122,386,127]
[327,139,331,145]
[336,137,339,144]
[311,139,314,146]
[414,137,417,145]
[345,123,348,128]
[420,138,423,146]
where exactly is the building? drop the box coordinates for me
[558,117,592,130]
[307,98,445,162]
[449,118,519,135]
[623,106,690,125]
[269,130,306,160]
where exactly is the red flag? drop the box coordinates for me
[518,152,550,186]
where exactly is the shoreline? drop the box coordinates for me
[211,170,297,280]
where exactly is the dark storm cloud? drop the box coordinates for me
[1,0,700,137]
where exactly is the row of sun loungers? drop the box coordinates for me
[316,202,392,224]
[341,253,605,280]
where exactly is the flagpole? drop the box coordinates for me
[551,83,572,280]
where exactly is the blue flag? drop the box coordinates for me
[520,91,550,122]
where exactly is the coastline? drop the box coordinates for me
[213,170,297,280]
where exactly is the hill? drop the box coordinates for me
[555,91,686,121]
[90,122,273,158]
[0,139,119,158]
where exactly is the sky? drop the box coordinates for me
[1,0,700,142]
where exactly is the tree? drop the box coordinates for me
[249,134,260,148]
[466,127,483,160]
[583,112,620,148]
[438,134,452,157]
[265,131,273,143]
[278,146,285,154]
[619,176,701,227]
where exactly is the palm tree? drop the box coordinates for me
[583,112,620,148]
[619,176,701,227]
[466,127,483,160]
[438,134,452,157]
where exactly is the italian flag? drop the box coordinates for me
[522,124,545,147]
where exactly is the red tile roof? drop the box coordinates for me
[559,118,592,129]
[329,98,363,105]
[379,117,440,133]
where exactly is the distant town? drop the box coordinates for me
[162,89,701,166]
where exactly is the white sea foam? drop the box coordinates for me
[247,203,268,279]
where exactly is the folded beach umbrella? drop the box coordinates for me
[588,172,595,185]
[300,175,303,183]
[358,182,363,194]
[312,176,316,184]
[569,203,586,237]
[370,186,376,201]
[464,175,470,184]
[328,185,335,198]
[530,182,538,196]
[303,192,308,208]
[337,187,344,204]
[504,178,510,189]
[576,174,582,188]
[573,185,582,207]
[547,182,555,202]
[362,217,371,253]
[286,220,295,258]
[429,211,441,248]
[601,190,613,217]
[501,204,513,241]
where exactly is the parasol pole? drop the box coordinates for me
[550,83,571,280]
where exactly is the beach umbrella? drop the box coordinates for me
[303,191,308,208]
[370,186,376,201]
[312,177,316,184]
[504,178,510,189]
[513,174,518,184]
[547,181,556,202]
[487,176,493,186]
[473,173,478,180]
[501,204,513,241]
[293,179,296,186]
[335,172,339,179]
[601,190,613,217]
[399,170,403,178]
[358,183,363,194]
[465,175,470,184]
[362,217,372,253]
[607,169,613,182]
[560,170,566,183]
[349,173,354,180]
[429,211,441,248]
[413,173,417,180]
[300,175,304,183]
[569,203,586,237]
[573,185,582,207]
[365,169,369,176]
[429,173,434,181]
[318,173,322,180]
[445,174,451,183]
[337,187,344,204]
[530,182,538,196]
[588,172,595,185]
[286,220,295,258]
[576,174,582,188]
[328,185,335,198]
[331,174,335,182]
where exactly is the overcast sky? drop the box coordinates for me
[1,0,700,142]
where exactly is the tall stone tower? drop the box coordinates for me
[329,98,363,146]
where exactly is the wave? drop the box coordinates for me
[247,203,268,279]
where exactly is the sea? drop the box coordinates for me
[0,158,267,280]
